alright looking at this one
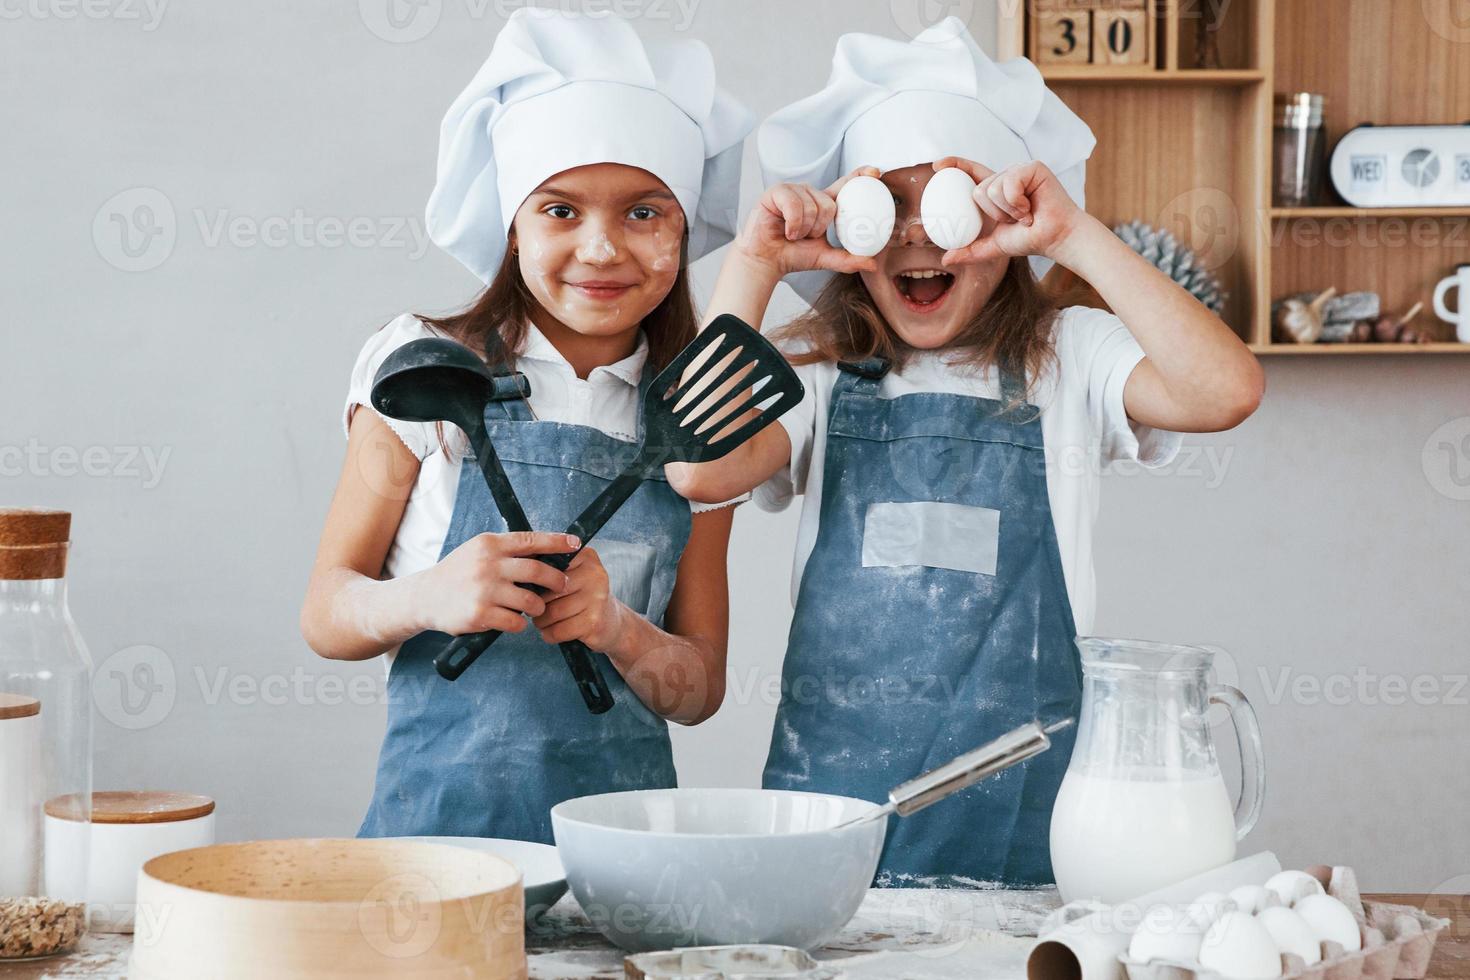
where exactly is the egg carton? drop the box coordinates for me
[1119,865,1450,980]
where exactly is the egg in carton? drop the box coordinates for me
[1118,865,1450,980]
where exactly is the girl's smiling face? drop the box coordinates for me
[859,164,1009,350]
[511,163,685,346]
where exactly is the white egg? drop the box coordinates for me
[1199,911,1284,979]
[1263,870,1325,907]
[1128,904,1207,965]
[834,175,895,257]
[1185,891,1237,929]
[1294,894,1362,952]
[1258,907,1324,966]
[920,167,982,250]
[1229,884,1277,915]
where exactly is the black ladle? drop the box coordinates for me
[433,313,805,679]
[370,339,615,710]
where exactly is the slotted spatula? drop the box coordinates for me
[434,313,805,679]
[369,337,615,709]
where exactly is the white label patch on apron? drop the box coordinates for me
[861,501,1000,576]
[593,539,657,615]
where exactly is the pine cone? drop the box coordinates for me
[1114,221,1227,316]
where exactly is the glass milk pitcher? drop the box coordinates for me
[1050,638,1265,904]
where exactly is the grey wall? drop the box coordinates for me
[2,1,1466,892]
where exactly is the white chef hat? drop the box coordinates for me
[427,8,755,283]
[758,17,1096,304]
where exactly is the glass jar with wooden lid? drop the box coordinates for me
[0,509,93,959]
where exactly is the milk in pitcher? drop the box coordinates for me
[1051,639,1266,905]
[1050,765,1237,904]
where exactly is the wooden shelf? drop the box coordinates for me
[1270,207,1470,220]
[1041,67,1264,85]
[999,0,1470,358]
[1252,343,1470,355]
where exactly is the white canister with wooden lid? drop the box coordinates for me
[44,791,216,933]
[0,693,42,895]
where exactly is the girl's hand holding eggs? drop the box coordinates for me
[824,157,1089,267]
[933,157,1088,268]
[735,168,881,277]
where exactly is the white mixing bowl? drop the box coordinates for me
[551,788,885,952]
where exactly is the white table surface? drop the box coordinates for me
[14,887,1062,979]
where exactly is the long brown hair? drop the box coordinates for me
[417,235,698,373]
[775,258,1060,397]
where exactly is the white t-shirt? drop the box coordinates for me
[344,314,741,589]
[756,305,1181,636]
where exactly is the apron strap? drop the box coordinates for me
[484,333,535,423]
[635,372,652,444]
[836,356,891,382]
[830,357,890,426]
[835,356,890,403]
[997,366,1040,424]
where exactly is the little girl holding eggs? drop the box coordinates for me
[669,18,1263,886]
[302,9,753,845]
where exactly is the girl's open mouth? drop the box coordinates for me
[893,269,954,313]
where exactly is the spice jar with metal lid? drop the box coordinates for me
[1273,92,1328,206]
[0,509,93,959]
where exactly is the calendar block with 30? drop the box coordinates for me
[1029,0,1155,70]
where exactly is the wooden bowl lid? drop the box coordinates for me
[0,509,70,580]
[45,790,216,824]
[0,693,40,720]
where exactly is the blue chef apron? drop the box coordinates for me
[359,372,690,844]
[763,357,1081,887]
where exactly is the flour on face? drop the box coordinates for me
[579,233,618,264]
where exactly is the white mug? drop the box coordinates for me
[1432,263,1470,343]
